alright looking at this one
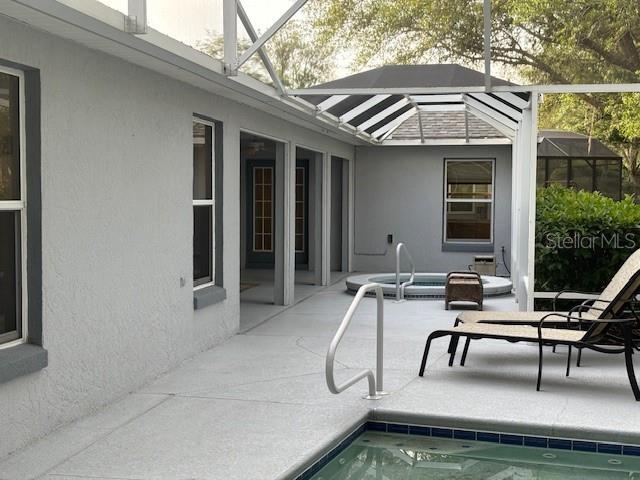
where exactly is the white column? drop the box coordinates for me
[274,141,295,305]
[321,152,331,285]
[223,0,238,74]
[526,94,539,311]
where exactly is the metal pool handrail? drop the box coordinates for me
[395,242,416,301]
[326,283,386,400]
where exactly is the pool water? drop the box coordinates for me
[310,432,640,479]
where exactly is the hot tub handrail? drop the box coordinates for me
[326,283,386,399]
[395,242,416,301]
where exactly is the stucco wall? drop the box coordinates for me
[353,145,513,274]
[0,15,353,458]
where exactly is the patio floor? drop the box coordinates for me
[2,280,640,480]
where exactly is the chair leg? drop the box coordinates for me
[552,345,556,353]
[460,337,471,366]
[447,319,460,354]
[566,345,572,377]
[420,334,437,377]
[623,326,640,401]
[577,348,582,367]
[537,340,544,391]
[448,335,459,367]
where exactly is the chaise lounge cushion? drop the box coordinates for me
[450,323,587,342]
[457,310,574,323]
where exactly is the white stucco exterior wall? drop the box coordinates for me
[352,144,513,274]
[0,15,354,458]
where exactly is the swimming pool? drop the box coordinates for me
[299,422,640,479]
[345,273,513,299]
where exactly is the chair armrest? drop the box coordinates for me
[553,290,601,311]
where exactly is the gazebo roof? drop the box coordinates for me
[293,64,529,143]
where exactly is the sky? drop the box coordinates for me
[98,0,301,46]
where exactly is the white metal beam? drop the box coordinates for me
[381,137,512,146]
[526,94,540,311]
[405,95,425,143]
[289,83,640,96]
[317,95,350,111]
[355,97,409,131]
[237,0,285,95]
[339,94,391,123]
[373,107,418,140]
[463,95,518,131]
[468,93,522,121]
[418,104,465,112]
[236,0,309,69]
[410,94,463,103]
[125,0,147,33]
[466,105,514,139]
[222,0,237,74]
[493,92,529,110]
[483,0,491,90]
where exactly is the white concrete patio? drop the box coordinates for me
[2,280,640,480]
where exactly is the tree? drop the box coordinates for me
[198,20,336,89]
[313,0,640,189]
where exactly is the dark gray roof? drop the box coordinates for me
[390,110,504,140]
[311,64,515,90]
[293,64,527,142]
[538,130,621,158]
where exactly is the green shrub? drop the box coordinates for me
[535,186,640,292]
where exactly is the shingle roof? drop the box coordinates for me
[390,110,504,140]
[294,64,527,143]
[310,64,515,91]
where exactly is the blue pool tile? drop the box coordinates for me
[387,423,409,434]
[623,445,640,456]
[501,434,524,446]
[598,443,623,455]
[409,425,431,436]
[548,438,572,450]
[572,441,597,452]
[367,421,387,432]
[524,436,548,448]
[454,430,476,441]
[477,432,500,443]
[431,427,453,438]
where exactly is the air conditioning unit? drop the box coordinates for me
[473,255,496,275]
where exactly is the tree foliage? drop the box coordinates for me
[198,20,336,89]
[535,186,640,292]
[314,0,640,189]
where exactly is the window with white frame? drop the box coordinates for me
[0,67,26,347]
[444,159,494,243]
[193,120,214,287]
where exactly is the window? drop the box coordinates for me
[253,166,273,252]
[193,120,214,288]
[0,67,25,348]
[444,159,494,243]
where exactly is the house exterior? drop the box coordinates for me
[0,1,539,459]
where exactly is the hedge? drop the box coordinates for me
[535,186,640,293]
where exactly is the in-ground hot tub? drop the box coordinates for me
[345,272,512,299]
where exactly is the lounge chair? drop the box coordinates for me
[457,248,640,326]
[451,249,640,368]
[418,252,640,400]
[419,309,640,400]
